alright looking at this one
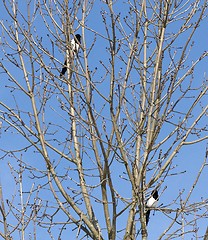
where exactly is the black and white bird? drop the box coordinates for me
[146,189,159,225]
[60,34,81,77]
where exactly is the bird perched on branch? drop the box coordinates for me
[60,34,81,77]
[146,189,159,225]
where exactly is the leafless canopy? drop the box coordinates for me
[0,0,207,239]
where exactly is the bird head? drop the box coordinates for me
[152,190,159,200]
[75,34,81,43]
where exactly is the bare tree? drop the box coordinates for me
[0,0,207,239]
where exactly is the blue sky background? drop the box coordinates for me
[0,0,208,239]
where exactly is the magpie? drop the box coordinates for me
[146,189,159,225]
[60,34,81,77]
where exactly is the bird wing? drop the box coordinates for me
[71,39,79,53]
[146,197,157,208]
[71,39,76,52]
